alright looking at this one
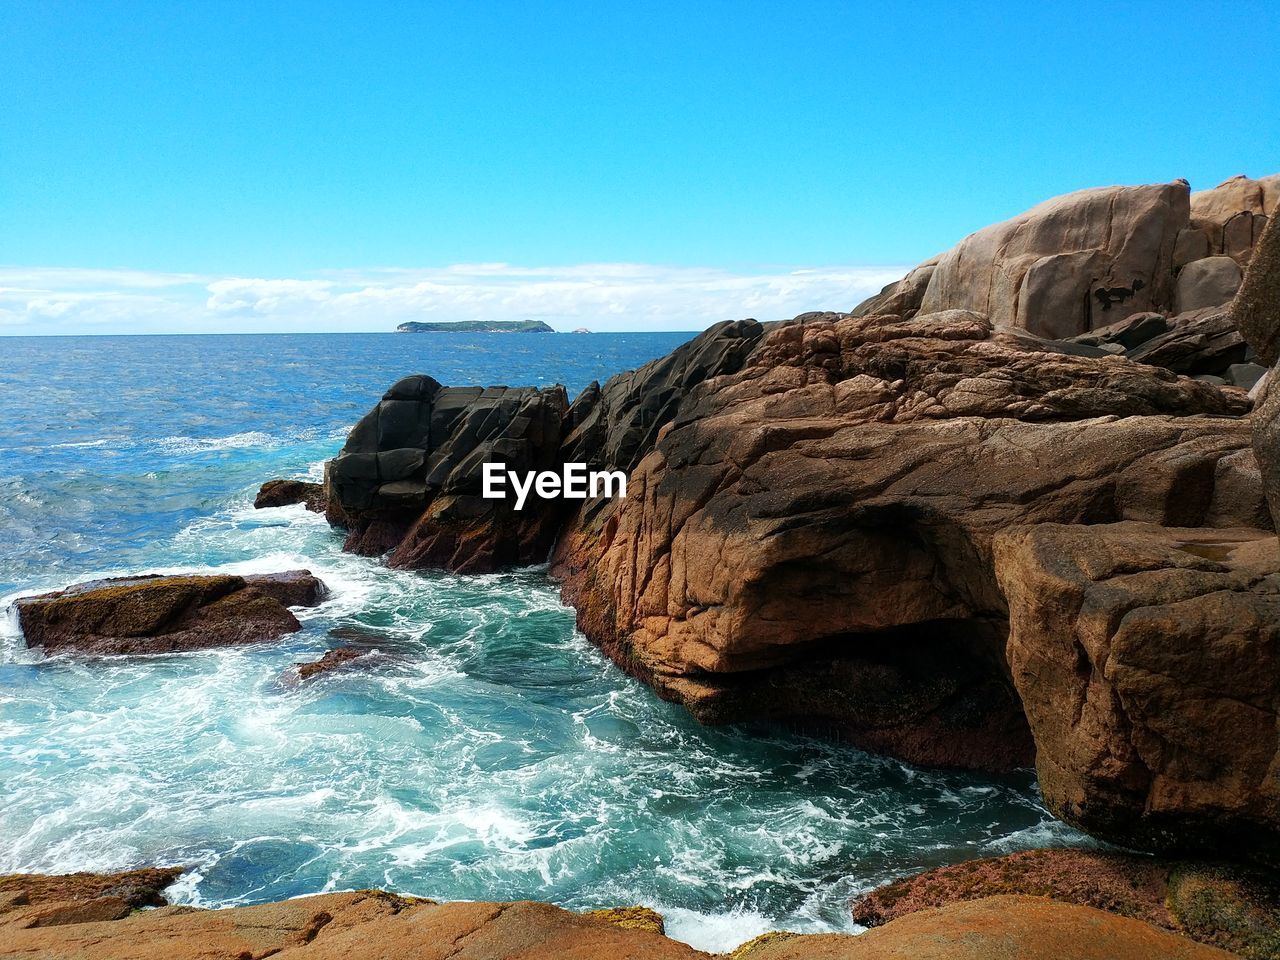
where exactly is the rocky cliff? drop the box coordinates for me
[284,174,1280,865]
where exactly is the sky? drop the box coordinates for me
[1,1,1277,335]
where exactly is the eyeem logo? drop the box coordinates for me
[482,462,627,511]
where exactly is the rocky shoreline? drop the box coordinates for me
[7,173,1279,957]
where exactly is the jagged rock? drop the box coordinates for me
[295,646,371,680]
[1067,311,1169,350]
[326,377,569,572]
[1176,256,1243,313]
[560,318,765,474]
[325,321,765,573]
[1232,206,1280,368]
[994,522,1280,863]
[254,478,325,512]
[1232,211,1280,530]
[553,313,1261,771]
[0,871,1237,960]
[1124,307,1251,377]
[15,571,325,655]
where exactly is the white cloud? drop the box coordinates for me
[0,262,908,335]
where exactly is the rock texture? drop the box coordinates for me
[255,478,326,512]
[0,870,1235,960]
[995,522,1280,861]
[746,897,1235,960]
[16,572,326,655]
[551,312,1262,770]
[850,849,1280,959]
[326,376,570,572]
[855,174,1279,340]
[325,321,765,572]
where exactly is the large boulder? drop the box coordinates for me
[553,312,1261,771]
[856,174,1279,338]
[15,572,326,655]
[1190,174,1280,267]
[994,522,1280,862]
[254,478,325,512]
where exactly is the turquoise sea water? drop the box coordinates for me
[0,333,1088,950]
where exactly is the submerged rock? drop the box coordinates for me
[254,478,326,512]
[15,571,326,655]
[295,645,373,680]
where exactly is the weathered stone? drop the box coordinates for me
[254,479,325,512]
[1067,311,1168,350]
[327,379,570,572]
[994,522,1280,864]
[15,572,325,655]
[1227,362,1269,391]
[295,646,372,680]
[1176,256,1243,313]
[1125,307,1251,377]
[1191,174,1280,266]
[745,896,1235,960]
[553,313,1260,771]
[915,181,1189,337]
[1232,206,1280,368]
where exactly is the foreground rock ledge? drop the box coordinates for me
[0,870,1234,959]
[15,571,327,655]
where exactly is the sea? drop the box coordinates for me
[0,332,1089,950]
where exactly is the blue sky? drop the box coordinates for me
[1,1,1276,333]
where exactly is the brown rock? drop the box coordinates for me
[916,181,1189,337]
[994,522,1280,863]
[0,889,705,960]
[742,896,1236,960]
[1191,174,1280,267]
[1232,204,1280,369]
[296,646,371,680]
[554,313,1261,771]
[255,478,326,512]
[852,849,1174,928]
[1124,306,1252,377]
[15,571,325,655]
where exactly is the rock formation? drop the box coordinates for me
[310,173,1280,862]
[255,478,326,512]
[555,312,1260,771]
[851,849,1280,959]
[16,571,326,655]
[0,868,1237,960]
[854,174,1278,340]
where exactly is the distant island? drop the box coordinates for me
[396,320,555,333]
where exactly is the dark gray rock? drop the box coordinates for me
[1067,312,1169,350]
[327,377,569,571]
[559,318,765,473]
[1125,307,1251,377]
[1226,363,1269,391]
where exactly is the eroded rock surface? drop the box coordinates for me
[553,312,1262,770]
[255,478,326,512]
[0,870,1236,960]
[15,571,326,655]
[994,522,1280,862]
[855,174,1278,339]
